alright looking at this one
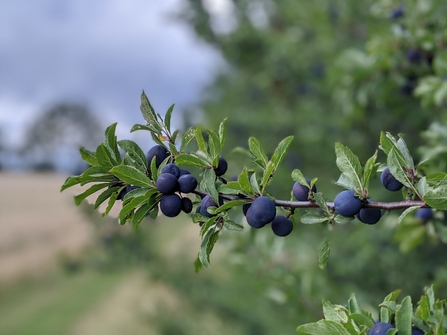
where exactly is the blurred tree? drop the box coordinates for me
[23,103,102,173]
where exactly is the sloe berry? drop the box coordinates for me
[146,145,169,168]
[214,156,228,176]
[199,195,221,217]
[160,194,183,217]
[156,173,179,195]
[381,167,403,192]
[334,190,362,217]
[369,322,394,335]
[182,198,193,214]
[357,205,382,225]
[271,215,293,236]
[292,179,317,201]
[415,207,433,221]
[246,196,276,228]
[161,163,180,178]
[178,174,198,193]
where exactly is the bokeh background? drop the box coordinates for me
[2,0,447,334]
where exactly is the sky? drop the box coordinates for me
[0,0,223,169]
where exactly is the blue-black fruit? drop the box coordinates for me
[271,215,293,237]
[406,48,423,63]
[369,322,394,335]
[292,179,317,201]
[156,173,179,195]
[146,145,169,168]
[357,205,381,225]
[178,174,198,193]
[415,207,433,220]
[334,190,362,217]
[411,326,424,335]
[160,194,183,217]
[390,5,404,19]
[246,196,276,228]
[214,156,228,176]
[381,167,403,192]
[242,203,251,216]
[179,168,191,176]
[182,197,193,214]
[161,163,180,179]
[199,194,221,217]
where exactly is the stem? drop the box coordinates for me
[193,189,427,211]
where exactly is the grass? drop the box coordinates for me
[0,270,124,335]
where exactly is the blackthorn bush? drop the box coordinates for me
[178,174,198,193]
[271,215,293,237]
[160,194,183,217]
[246,196,276,228]
[380,167,403,192]
[146,145,169,167]
[292,179,316,201]
[334,190,362,217]
[156,173,179,195]
[369,322,394,335]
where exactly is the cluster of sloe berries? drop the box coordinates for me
[369,321,423,335]
[146,145,198,218]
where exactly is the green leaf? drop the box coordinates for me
[417,177,427,198]
[96,143,116,170]
[130,123,158,133]
[296,320,351,335]
[110,165,152,188]
[248,137,268,168]
[424,184,447,209]
[334,215,354,224]
[261,160,275,191]
[397,137,415,170]
[180,127,196,151]
[103,191,118,217]
[118,196,149,224]
[313,193,329,214]
[322,300,349,323]
[94,186,120,209]
[118,140,148,173]
[319,241,330,270]
[80,147,99,166]
[347,295,360,314]
[349,314,374,329]
[238,168,255,195]
[363,150,378,190]
[165,104,174,133]
[195,126,207,153]
[335,143,363,193]
[104,123,121,164]
[395,296,412,335]
[74,183,110,206]
[380,131,394,155]
[207,130,221,161]
[301,213,328,224]
[214,200,248,214]
[61,176,82,191]
[223,219,244,231]
[198,228,219,268]
[131,203,151,229]
[271,135,294,167]
[388,148,416,191]
[175,154,208,168]
[397,206,420,225]
[218,119,226,147]
[292,169,309,187]
[415,295,430,320]
[336,173,359,192]
[140,91,160,130]
[201,168,220,206]
[194,256,204,273]
[250,173,261,195]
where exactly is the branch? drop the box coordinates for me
[193,190,427,211]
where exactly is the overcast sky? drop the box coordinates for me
[0,0,222,156]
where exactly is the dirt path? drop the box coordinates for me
[0,173,93,285]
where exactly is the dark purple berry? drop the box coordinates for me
[156,173,179,195]
[271,215,293,236]
[161,163,180,178]
[246,196,276,228]
[292,179,317,201]
[182,198,193,214]
[178,174,198,193]
[146,145,169,168]
[214,156,228,176]
[160,194,183,217]
[357,205,382,225]
[242,203,251,216]
[415,208,433,221]
[179,168,191,176]
[199,195,221,217]
[369,322,394,335]
[381,167,403,192]
[334,190,362,217]
[390,5,404,19]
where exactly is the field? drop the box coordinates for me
[0,172,202,335]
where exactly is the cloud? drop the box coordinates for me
[0,0,222,150]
